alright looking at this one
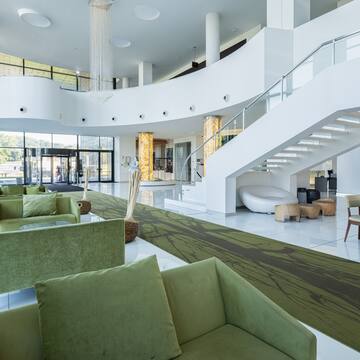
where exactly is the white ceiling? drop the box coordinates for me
[0,0,339,83]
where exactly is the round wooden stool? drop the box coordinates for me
[275,204,300,222]
[313,199,336,216]
[300,204,321,219]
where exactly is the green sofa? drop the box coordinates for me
[0,184,47,196]
[0,258,316,360]
[0,219,125,293]
[0,196,79,232]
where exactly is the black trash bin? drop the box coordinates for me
[297,188,307,204]
[306,189,320,203]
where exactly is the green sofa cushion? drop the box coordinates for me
[2,185,24,196]
[23,194,57,218]
[35,256,181,360]
[0,214,77,232]
[177,324,292,360]
[26,186,42,195]
[162,258,225,344]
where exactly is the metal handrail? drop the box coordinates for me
[179,28,360,200]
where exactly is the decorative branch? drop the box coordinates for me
[82,167,90,201]
[125,163,141,222]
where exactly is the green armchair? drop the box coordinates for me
[0,196,80,232]
[0,258,316,360]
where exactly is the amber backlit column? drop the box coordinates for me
[203,115,222,175]
[138,132,154,181]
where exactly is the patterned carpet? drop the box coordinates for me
[66,191,360,352]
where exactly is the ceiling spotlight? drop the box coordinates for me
[17,8,52,28]
[134,5,160,21]
[111,37,132,48]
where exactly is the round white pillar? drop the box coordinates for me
[206,12,220,67]
[122,77,129,89]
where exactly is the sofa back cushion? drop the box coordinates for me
[0,198,23,219]
[0,304,42,360]
[23,194,57,218]
[35,256,181,360]
[161,258,226,344]
[2,185,24,196]
[55,196,71,215]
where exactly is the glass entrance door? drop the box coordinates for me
[100,152,112,181]
[53,156,69,183]
[174,142,191,182]
[41,157,52,183]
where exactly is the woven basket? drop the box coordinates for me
[77,200,91,215]
[125,220,139,243]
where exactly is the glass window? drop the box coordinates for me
[0,63,23,76]
[25,133,52,148]
[0,148,24,184]
[79,151,99,181]
[24,60,51,78]
[0,52,22,66]
[79,136,99,150]
[52,134,77,149]
[0,131,24,148]
[100,137,113,150]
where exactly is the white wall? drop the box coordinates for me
[114,135,136,182]
[293,0,360,63]
[337,147,360,194]
[0,28,294,132]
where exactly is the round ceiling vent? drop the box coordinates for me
[17,8,52,28]
[112,37,132,48]
[134,5,160,21]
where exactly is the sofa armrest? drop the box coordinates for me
[215,260,316,360]
[70,198,81,223]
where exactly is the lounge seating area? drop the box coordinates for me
[0,194,79,232]
[0,257,316,360]
[239,185,298,214]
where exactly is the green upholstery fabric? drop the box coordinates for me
[0,257,316,360]
[35,256,181,360]
[0,304,42,360]
[177,324,292,360]
[23,193,57,218]
[25,186,42,195]
[161,258,225,344]
[0,196,80,231]
[215,260,316,360]
[0,219,125,293]
[1,185,24,195]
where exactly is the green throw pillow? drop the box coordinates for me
[26,186,41,195]
[35,256,182,360]
[2,185,24,196]
[23,193,57,218]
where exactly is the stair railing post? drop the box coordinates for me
[242,108,245,131]
[332,39,336,65]
[281,76,285,101]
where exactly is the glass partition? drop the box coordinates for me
[25,133,52,148]
[52,134,77,149]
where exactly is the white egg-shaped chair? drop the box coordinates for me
[239,185,298,214]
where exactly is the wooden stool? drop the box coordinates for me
[275,204,300,222]
[313,199,336,216]
[300,204,321,219]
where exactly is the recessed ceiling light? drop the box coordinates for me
[112,37,132,48]
[17,8,52,28]
[134,5,160,21]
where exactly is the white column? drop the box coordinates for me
[267,0,310,29]
[89,0,114,91]
[114,136,136,182]
[122,77,129,89]
[206,12,220,67]
[138,62,153,86]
